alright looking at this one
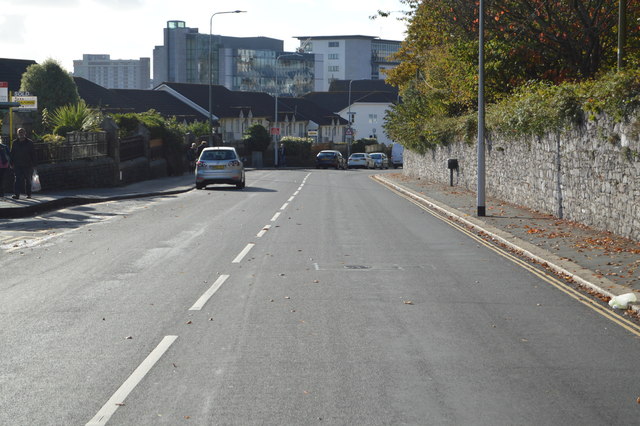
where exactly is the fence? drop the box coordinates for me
[119,135,145,161]
[35,132,109,164]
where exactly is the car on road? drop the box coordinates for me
[195,146,245,189]
[347,153,373,169]
[369,152,389,169]
[316,150,346,169]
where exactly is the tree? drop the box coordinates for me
[20,59,80,113]
[243,124,271,152]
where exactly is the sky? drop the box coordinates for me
[0,0,409,73]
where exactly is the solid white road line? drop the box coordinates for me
[86,335,178,426]
[232,243,255,263]
[189,275,230,311]
[257,225,271,238]
[271,212,281,222]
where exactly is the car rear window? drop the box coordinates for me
[201,150,236,161]
[318,152,336,158]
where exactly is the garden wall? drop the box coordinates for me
[404,117,640,241]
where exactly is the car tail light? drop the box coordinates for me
[196,161,206,168]
[228,160,240,166]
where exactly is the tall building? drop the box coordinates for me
[295,35,401,91]
[73,54,150,89]
[153,21,316,97]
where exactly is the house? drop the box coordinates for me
[303,79,399,145]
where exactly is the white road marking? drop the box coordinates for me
[86,335,178,426]
[257,225,271,238]
[189,275,230,310]
[287,196,294,202]
[280,202,289,210]
[314,263,319,270]
[232,243,255,263]
[271,212,281,222]
[293,191,299,196]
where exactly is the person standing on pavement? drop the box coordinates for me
[0,136,11,197]
[187,142,197,172]
[9,128,37,199]
[196,140,208,159]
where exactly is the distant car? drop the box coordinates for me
[391,142,404,168]
[369,152,389,169]
[347,153,373,169]
[195,146,245,189]
[316,150,346,169]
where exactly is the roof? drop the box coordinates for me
[294,35,378,40]
[277,97,347,125]
[328,79,398,94]
[0,58,37,92]
[74,77,207,122]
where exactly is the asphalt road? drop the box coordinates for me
[0,169,638,425]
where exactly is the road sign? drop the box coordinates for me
[345,128,353,136]
[12,95,38,111]
[270,127,280,135]
[307,130,318,136]
[0,82,7,102]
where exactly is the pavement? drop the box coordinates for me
[1,170,638,313]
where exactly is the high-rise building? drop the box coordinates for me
[153,21,316,97]
[73,54,151,89]
[295,35,401,91]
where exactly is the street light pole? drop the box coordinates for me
[209,10,246,145]
[273,53,302,167]
[347,79,355,158]
[477,0,486,217]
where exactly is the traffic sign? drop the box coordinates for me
[345,128,353,136]
[12,95,38,111]
[307,130,318,136]
[270,127,280,135]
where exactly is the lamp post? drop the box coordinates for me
[477,0,486,217]
[273,53,302,167]
[347,79,356,158]
[209,10,246,145]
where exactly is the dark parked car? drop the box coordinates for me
[316,150,346,169]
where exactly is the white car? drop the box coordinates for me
[347,153,373,169]
[195,146,245,189]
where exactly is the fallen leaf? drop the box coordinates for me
[404,300,414,305]
[125,336,133,340]
[186,320,192,324]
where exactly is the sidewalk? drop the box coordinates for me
[374,173,640,313]
[0,174,195,219]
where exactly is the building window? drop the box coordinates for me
[328,66,340,72]
[369,114,378,124]
[328,53,339,60]
[328,41,339,47]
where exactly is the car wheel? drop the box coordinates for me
[196,183,204,189]
[236,179,245,189]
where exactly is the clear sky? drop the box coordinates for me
[0,0,408,73]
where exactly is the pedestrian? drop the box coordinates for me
[0,136,11,197]
[9,128,37,200]
[196,140,208,158]
[279,145,286,167]
[186,142,197,172]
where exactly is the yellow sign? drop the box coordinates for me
[12,95,38,111]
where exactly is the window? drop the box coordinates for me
[369,114,378,124]
[328,66,340,72]
[328,41,339,47]
[328,53,339,60]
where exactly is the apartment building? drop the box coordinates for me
[295,35,401,92]
[73,54,151,89]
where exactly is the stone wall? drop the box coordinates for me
[404,117,640,241]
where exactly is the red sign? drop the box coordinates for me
[0,82,8,87]
[270,127,280,135]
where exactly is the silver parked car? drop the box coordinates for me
[195,146,245,189]
[369,152,389,169]
[347,153,373,169]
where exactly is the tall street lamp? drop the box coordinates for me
[273,53,302,167]
[347,79,357,158]
[209,10,246,145]
[477,0,486,217]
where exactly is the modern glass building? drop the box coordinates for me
[153,21,315,97]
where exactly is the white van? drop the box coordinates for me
[391,143,404,168]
